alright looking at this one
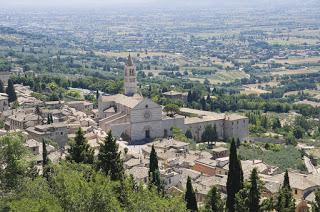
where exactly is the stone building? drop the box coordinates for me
[5,112,40,130]
[124,54,137,96]
[66,101,94,112]
[163,91,188,102]
[98,55,249,143]
[26,123,68,147]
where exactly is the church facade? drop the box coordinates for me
[98,55,249,143]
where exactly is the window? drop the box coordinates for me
[295,189,298,195]
[145,104,148,108]
[164,129,168,137]
[145,130,150,139]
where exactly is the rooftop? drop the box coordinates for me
[127,166,149,180]
[180,108,248,123]
[101,94,143,109]
[163,91,188,96]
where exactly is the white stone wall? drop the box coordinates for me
[185,119,225,141]
[223,118,249,140]
[110,123,131,139]
[130,120,163,141]
[161,117,185,137]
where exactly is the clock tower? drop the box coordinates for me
[124,54,137,96]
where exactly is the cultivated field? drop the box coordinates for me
[271,57,320,65]
[189,70,248,84]
[271,67,319,76]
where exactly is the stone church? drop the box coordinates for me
[98,55,249,143]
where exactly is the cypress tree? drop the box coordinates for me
[0,80,4,93]
[42,139,51,180]
[50,114,54,124]
[226,139,243,212]
[42,139,49,167]
[185,129,193,139]
[6,79,17,103]
[149,145,159,174]
[96,90,99,100]
[148,145,163,193]
[205,186,224,212]
[67,128,94,164]
[47,113,53,124]
[185,176,198,211]
[282,170,290,189]
[96,130,123,181]
[248,168,260,212]
[276,170,295,212]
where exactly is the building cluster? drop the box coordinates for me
[0,56,254,206]
[123,138,320,206]
[98,55,249,143]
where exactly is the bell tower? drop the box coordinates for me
[124,54,137,96]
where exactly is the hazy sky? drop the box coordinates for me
[1,0,317,8]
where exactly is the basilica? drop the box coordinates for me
[98,55,249,143]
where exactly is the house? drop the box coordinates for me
[211,147,228,159]
[127,166,149,184]
[163,91,188,102]
[45,101,64,109]
[261,171,320,201]
[66,101,94,112]
[6,112,40,130]
[26,123,68,147]
[161,169,180,189]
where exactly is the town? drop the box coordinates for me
[1,0,320,211]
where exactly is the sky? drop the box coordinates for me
[0,0,317,9]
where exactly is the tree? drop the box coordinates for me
[235,182,250,212]
[205,186,224,212]
[260,197,275,211]
[201,124,218,146]
[0,79,4,93]
[226,139,243,212]
[312,189,320,212]
[6,79,17,103]
[248,168,260,212]
[42,139,49,168]
[148,145,163,193]
[293,126,304,139]
[185,176,198,211]
[47,113,54,124]
[42,139,51,180]
[185,129,193,139]
[282,170,290,190]
[261,115,268,129]
[164,103,180,117]
[67,128,94,164]
[96,90,100,100]
[0,133,30,191]
[149,145,159,174]
[272,117,281,130]
[96,131,123,181]
[275,170,295,212]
